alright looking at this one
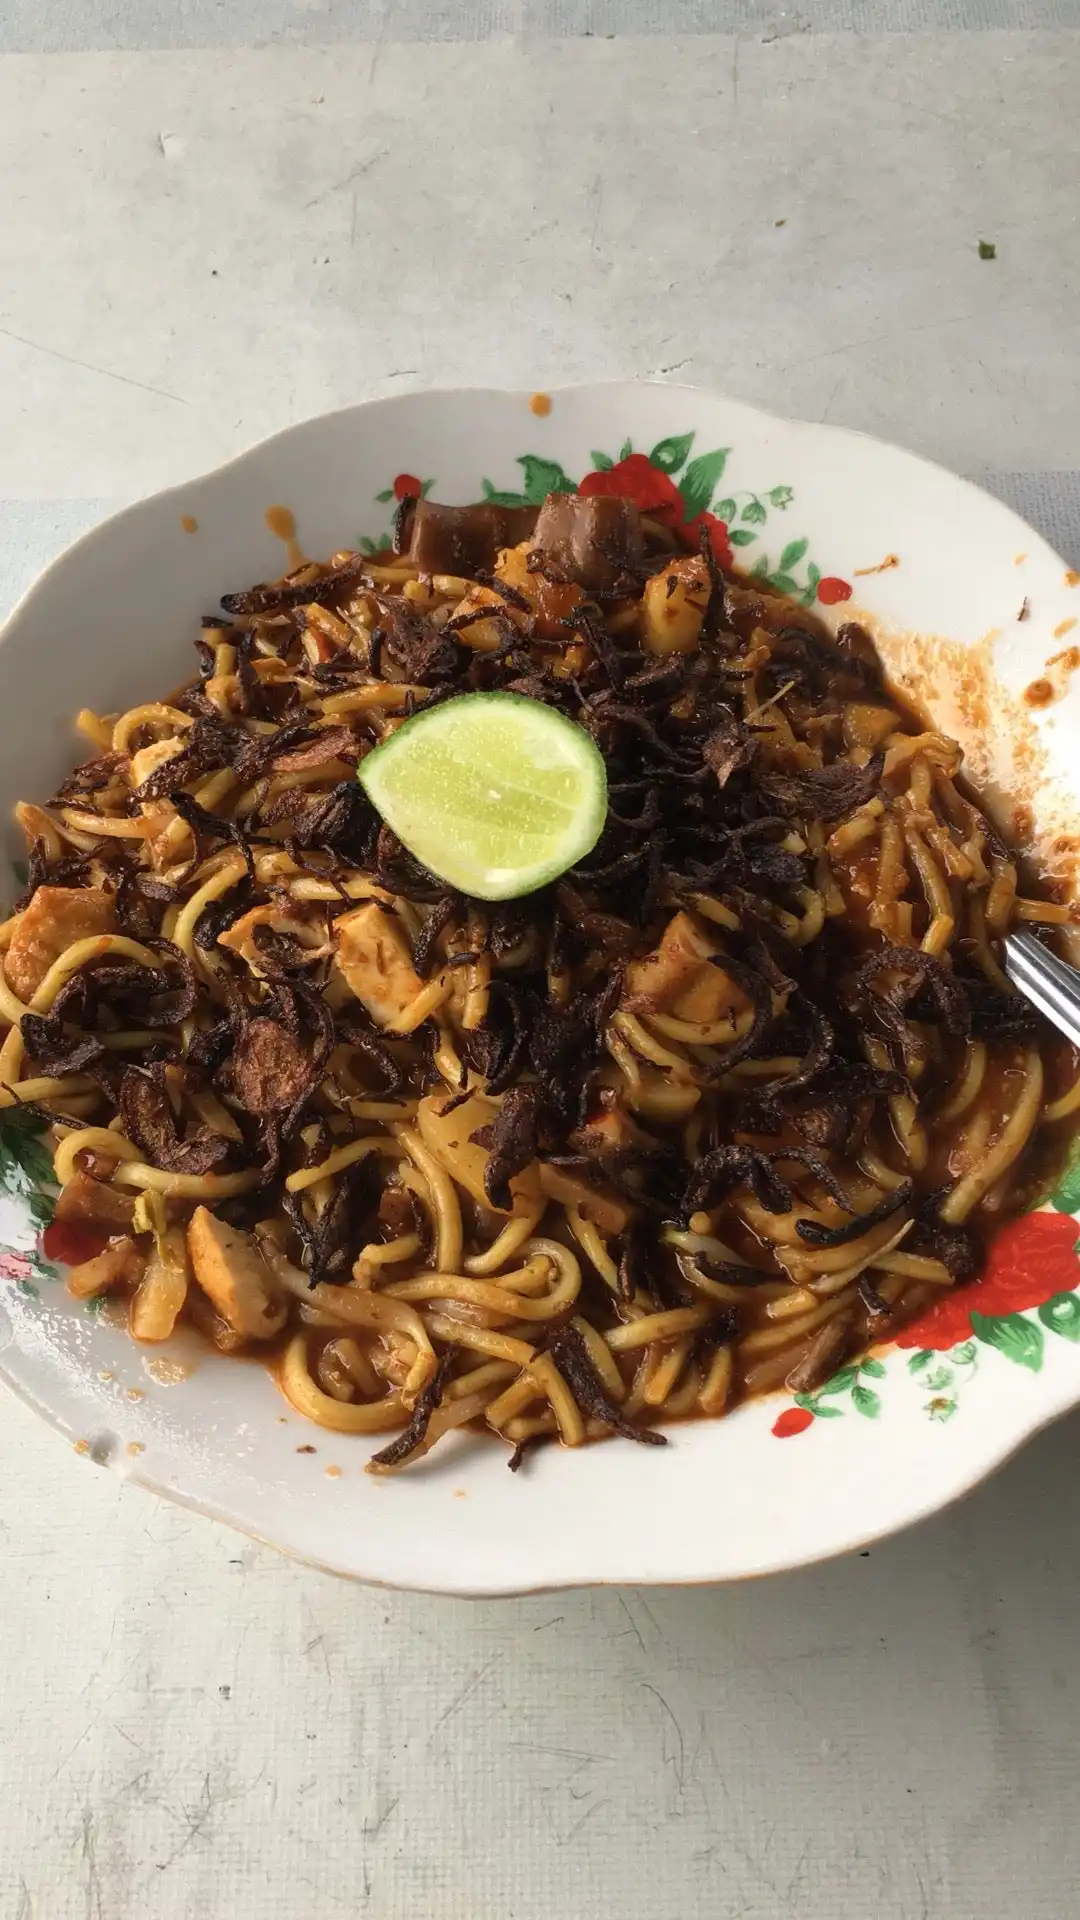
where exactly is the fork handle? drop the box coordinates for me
[1005,930,1080,1049]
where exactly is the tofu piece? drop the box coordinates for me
[66,1236,144,1300]
[451,540,586,652]
[569,1103,652,1156]
[334,903,423,1029]
[417,1091,541,1215]
[130,737,184,790]
[5,885,116,1001]
[624,911,717,1015]
[187,1207,287,1340]
[641,555,711,656]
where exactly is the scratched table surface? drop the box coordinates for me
[3,6,1080,1917]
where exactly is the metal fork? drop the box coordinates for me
[1005,930,1080,1047]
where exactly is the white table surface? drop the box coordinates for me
[3,11,1080,1917]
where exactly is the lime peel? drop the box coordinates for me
[357,692,608,901]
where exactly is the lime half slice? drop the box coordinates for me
[357,692,608,900]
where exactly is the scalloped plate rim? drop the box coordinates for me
[0,380,1077,1596]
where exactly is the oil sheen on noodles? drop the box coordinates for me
[2,487,1074,1473]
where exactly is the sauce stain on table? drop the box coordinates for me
[265,504,304,571]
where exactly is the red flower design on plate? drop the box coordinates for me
[392,472,423,501]
[578,454,685,528]
[816,576,852,605]
[0,1251,32,1282]
[895,1210,1080,1351]
[43,1220,109,1268]
[772,1406,815,1438]
[680,511,733,570]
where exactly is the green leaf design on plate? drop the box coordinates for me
[619,438,633,460]
[375,488,393,503]
[649,433,694,475]
[359,537,378,555]
[949,1341,977,1365]
[740,498,767,526]
[907,1349,934,1374]
[1048,1146,1080,1214]
[518,455,577,505]
[780,537,809,571]
[1038,1292,1080,1340]
[769,485,794,508]
[714,496,737,523]
[806,561,821,588]
[928,1397,957,1422]
[851,1383,881,1419]
[749,555,770,580]
[590,450,613,471]
[768,572,799,595]
[859,1357,886,1379]
[816,1365,859,1397]
[922,1365,953,1393]
[971,1309,1044,1372]
[729,528,758,549]
[421,479,436,498]
[27,1191,54,1229]
[13,1277,37,1299]
[677,448,729,521]
[481,478,529,508]
[793,1394,843,1417]
[0,1113,56,1195]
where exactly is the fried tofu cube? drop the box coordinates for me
[5,885,116,1001]
[130,737,184,790]
[417,1090,541,1215]
[641,555,711,656]
[625,910,750,1026]
[624,911,716,1014]
[334,903,423,1029]
[187,1207,286,1340]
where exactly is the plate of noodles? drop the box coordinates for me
[1,382,1080,1594]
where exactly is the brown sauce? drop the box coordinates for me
[264,504,304,571]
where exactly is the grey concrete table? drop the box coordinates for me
[2,7,1079,1917]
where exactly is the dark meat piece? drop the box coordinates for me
[682,1146,794,1220]
[405,499,538,576]
[168,790,258,881]
[220,554,370,617]
[857,945,971,1040]
[908,1187,983,1281]
[530,492,645,592]
[545,1323,667,1447]
[761,750,884,825]
[135,717,241,798]
[231,1018,314,1117]
[118,1065,230,1176]
[369,1353,455,1471]
[795,1180,912,1248]
[785,1316,855,1394]
[20,1011,106,1078]
[284,1157,378,1287]
[470,1084,543,1210]
[702,714,757,789]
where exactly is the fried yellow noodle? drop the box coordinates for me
[6,489,1076,1469]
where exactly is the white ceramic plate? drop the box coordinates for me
[2,383,1080,1596]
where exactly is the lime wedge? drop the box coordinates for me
[357,692,608,900]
